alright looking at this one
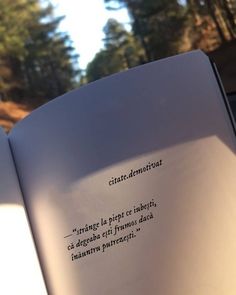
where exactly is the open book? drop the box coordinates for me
[0,50,235,295]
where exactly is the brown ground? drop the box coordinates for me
[0,101,30,133]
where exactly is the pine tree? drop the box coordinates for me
[105,0,186,61]
[86,19,144,82]
[0,0,79,105]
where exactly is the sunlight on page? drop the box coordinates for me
[0,204,47,295]
[27,135,236,295]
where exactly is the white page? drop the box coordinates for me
[9,51,236,295]
[0,128,47,295]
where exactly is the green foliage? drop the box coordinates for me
[0,0,78,105]
[105,0,187,60]
[0,0,35,57]
[86,19,144,82]
[105,0,236,60]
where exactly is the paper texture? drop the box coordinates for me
[0,128,47,295]
[9,51,236,295]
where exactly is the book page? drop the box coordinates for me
[9,51,236,295]
[0,128,47,295]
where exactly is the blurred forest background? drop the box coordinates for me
[0,0,236,131]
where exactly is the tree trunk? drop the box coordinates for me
[205,0,227,43]
[219,0,236,36]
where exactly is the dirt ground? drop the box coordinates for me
[0,101,30,133]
